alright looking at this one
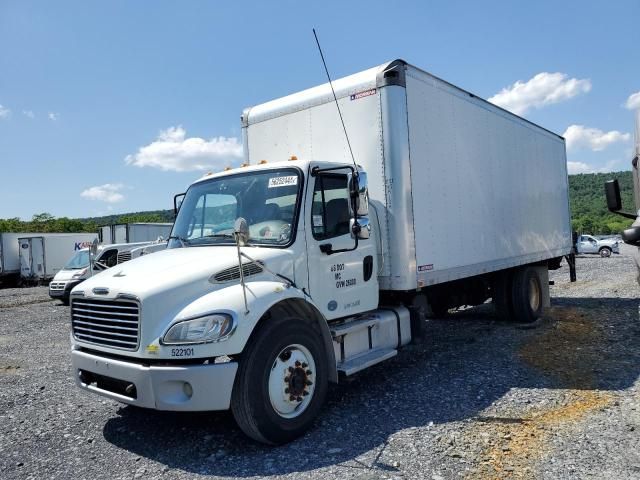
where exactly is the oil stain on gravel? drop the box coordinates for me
[462,302,638,479]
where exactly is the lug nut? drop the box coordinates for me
[306,370,312,375]
[295,361,301,367]
[288,366,294,372]
[284,376,290,382]
[302,363,308,368]
[285,388,290,393]
[289,395,295,401]
[303,391,309,396]
[306,380,313,386]
[296,396,303,402]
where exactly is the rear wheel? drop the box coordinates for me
[231,316,328,445]
[510,267,543,324]
[599,247,612,258]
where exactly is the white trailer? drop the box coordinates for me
[0,233,44,285]
[69,60,572,445]
[19,233,98,283]
[99,223,173,245]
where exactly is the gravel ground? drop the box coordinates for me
[1,246,639,480]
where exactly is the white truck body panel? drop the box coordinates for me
[242,60,572,290]
[19,233,98,281]
[0,233,43,276]
[101,223,173,245]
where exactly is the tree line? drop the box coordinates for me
[0,171,636,235]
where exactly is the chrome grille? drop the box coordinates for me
[212,261,263,283]
[50,282,66,291]
[117,251,132,264]
[71,298,140,350]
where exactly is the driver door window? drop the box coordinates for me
[311,174,351,240]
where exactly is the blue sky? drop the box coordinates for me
[1,0,639,220]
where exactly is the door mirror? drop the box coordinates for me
[605,180,622,211]
[355,171,369,217]
[350,217,371,240]
[174,193,186,215]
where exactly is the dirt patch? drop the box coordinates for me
[0,364,21,375]
[467,391,614,479]
[518,306,604,389]
[463,305,620,479]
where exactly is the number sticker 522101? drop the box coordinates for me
[171,347,194,357]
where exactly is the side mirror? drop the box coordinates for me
[350,217,371,240]
[234,217,250,246]
[605,179,622,211]
[174,193,186,215]
[604,179,637,220]
[89,238,99,277]
[349,172,369,217]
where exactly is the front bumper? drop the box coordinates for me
[49,279,82,299]
[71,349,238,411]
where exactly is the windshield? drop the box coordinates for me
[170,168,302,247]
[64,250,89,269]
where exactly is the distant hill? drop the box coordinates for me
[0,172,636,235]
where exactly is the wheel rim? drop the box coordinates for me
[268,344,316,419]
[601,249,610,257]
[528,277,541,312]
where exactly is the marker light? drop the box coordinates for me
[289,155,298,161]
[259,159,268,164]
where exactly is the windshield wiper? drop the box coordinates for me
[168,235,190,248]
[201,233,234,239]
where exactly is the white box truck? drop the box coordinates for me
[19,233,98,283]
[69,60,573,444]
[0,233,44,285]
[99,223,173,244]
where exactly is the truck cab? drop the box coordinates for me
[70,159,395,444]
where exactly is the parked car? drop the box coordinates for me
[576,234,620,257]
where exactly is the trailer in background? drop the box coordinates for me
[19,233,98,283]
[1,233,42,285]
[98,223,173,244]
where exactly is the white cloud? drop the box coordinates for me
[567,161,594,174]
[625,91,640,110]
[48,112,59,121]
[563,124,630,151]
[489,72,591,115]
[125,126,243,172]
[0,104,11,119]
[80,183,126,203]
[22,110,35,119]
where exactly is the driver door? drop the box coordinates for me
[305,170,378,320]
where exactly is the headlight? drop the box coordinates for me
[72,268,87,278]
[162,313,234,345]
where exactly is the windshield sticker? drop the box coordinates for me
[313,215,324,227]
[268,176,298,188]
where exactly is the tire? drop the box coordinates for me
[599,247,612,258]
[231,315,328,445]
[492,270,514,321]
[61,298,70,306]
[510,267,543,324]
[425,291,449,318]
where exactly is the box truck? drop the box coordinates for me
[69,60,573,444]
[19,233,98,283]
[49,240,167,304]
[98,223,173,245]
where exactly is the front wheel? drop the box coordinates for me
[231,316,328,444]
[599,247,612,258]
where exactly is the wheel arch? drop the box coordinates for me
[245,296,338,383]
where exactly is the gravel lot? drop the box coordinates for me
[1,246,639,480]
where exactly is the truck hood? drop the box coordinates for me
[73,245,296,300]
[53,268,86,282]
